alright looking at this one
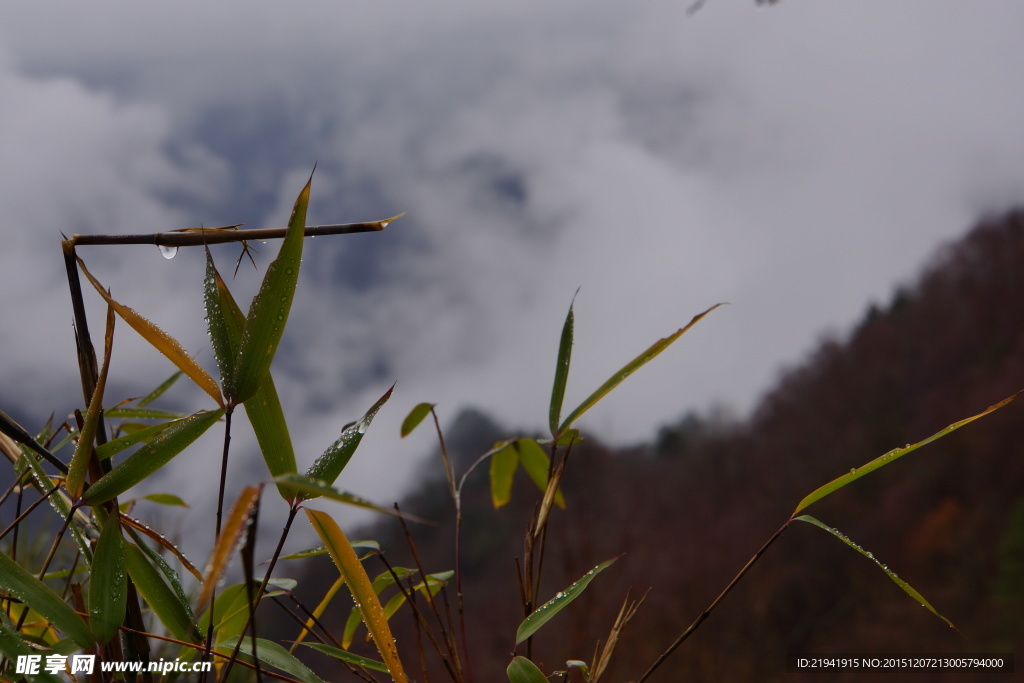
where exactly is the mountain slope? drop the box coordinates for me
[305,209,1024,681]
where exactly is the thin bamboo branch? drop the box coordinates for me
[65,219,397,248]
[636,520,791,682]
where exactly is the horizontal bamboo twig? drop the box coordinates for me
[64,216,401,248]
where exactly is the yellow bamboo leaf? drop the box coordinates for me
[76,256,223,406]
[305,508,408,683]
[197,485,262,611]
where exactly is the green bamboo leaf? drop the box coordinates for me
[549,295,576,436]
[273,474,418,521]
[343,572,447,649]
[94,418,181,462]
[104,407,187,420]
[557,303,722,438]
[136,370,183,407]
[794,515,956,630]
[124,541,202,643]
[141,493,188,507]
[124,529,198,634]
[0,611,64,683]
[489,441,518,508]
[89,513,127,644]
[204,246,237,400]
[302,643,389,674]
[401,402,435,438]
[793,390,1021,515]
[342,567,423,649]
[218,636,325,683]
[213,259,299,498]
[198,583,246,641]
[0,551,94,648]
[244,377,298,498]
[233,174,311,402]
[83,408,223,506]
[124,519,203,584]
[67,306,115,499]
[198,582,287,645]
[379,572,451,622]
[305,508,408,682]
[515,557,617,644]
[507,656,548,683]
[516,439,566,509]
[76,256,224,407]
[303,385,393,493]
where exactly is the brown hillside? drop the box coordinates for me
[300,209,1024,681]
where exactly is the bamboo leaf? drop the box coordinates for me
[76,256,223,406]
[273,474,420,521]
[305,508,408,682]
[507,656,548,683]
[793,390,1021,514]
[557,304,722,437]
[344,573,448,651]
[136,370,183,407]
[94,417,181,462]
[233,174,311,402]
[204,246,237,400]
[198,582,285,645]
[515,557,617,644]
[489,441,518,508]
[214,258,299,498]
[218,636,325,683]
[142,493,188,507]
[303,385,393,493]
[123,516,203,583]
[197,485,262,611]
[82,408,223,506]
[124,541,202,643]
[281,540,379,561]
[794,515,956,630]
[88,512,127,644]
[516,439,566,509]
[302,643,389,674]
[379,572,451,623]
[342,567,424,649]
[549,295,576,436]
[105,407,186,420]
[0,551,94,648]
[401,402,435,438]
[67,305,115,498]
[244,377,298,498]
[124,533,198,640]
[14,447,92,560]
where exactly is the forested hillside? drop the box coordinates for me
[300,209,1024,681]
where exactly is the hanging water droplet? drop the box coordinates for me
[159,245,178,260]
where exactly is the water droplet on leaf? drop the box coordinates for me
[159,245,178,260]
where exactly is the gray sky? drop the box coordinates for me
[2,1,1024,536]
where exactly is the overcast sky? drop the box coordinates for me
[2,1,1024,541]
